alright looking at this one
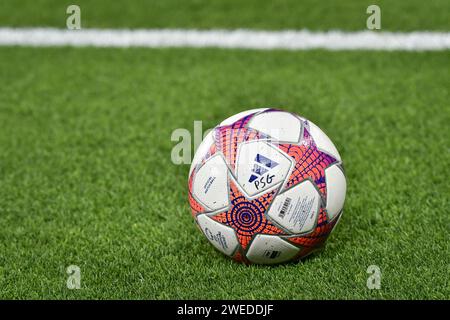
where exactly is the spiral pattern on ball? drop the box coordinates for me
[226,196,267,236]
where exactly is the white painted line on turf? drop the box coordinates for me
[0,28,449,51]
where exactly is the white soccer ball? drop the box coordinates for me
[188,108,346,264]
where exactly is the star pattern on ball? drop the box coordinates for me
[214,121,268,170]
[210,178,285,250]
[278,126,338,200]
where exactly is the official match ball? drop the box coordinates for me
[188,109,346,264]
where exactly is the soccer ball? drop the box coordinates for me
[188,109,346,264]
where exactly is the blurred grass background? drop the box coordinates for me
[0,1,449,299]
[0,0,449,31]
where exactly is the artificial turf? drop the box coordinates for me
[0,46,448,299]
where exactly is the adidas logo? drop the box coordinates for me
[248,153,279,183]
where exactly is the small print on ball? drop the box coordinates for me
[188,108,346,264]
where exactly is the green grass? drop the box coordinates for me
[0,47,448,299]
[1,0,449,31]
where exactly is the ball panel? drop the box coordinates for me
[219,108,268,126]
[267,180,320,234]
[214,126,267,171]
[247,110,302,143]
[188,171,206,217]
[192,154,230,211]
[189,130,216,176]
[325,165,346,221]
[286,208,338,249]
[278,127,336,196]
[246,234,299,264]
[196,214,240,256]
[235,140,293,198]
[308,120,342,162]
[188,187,206,217]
